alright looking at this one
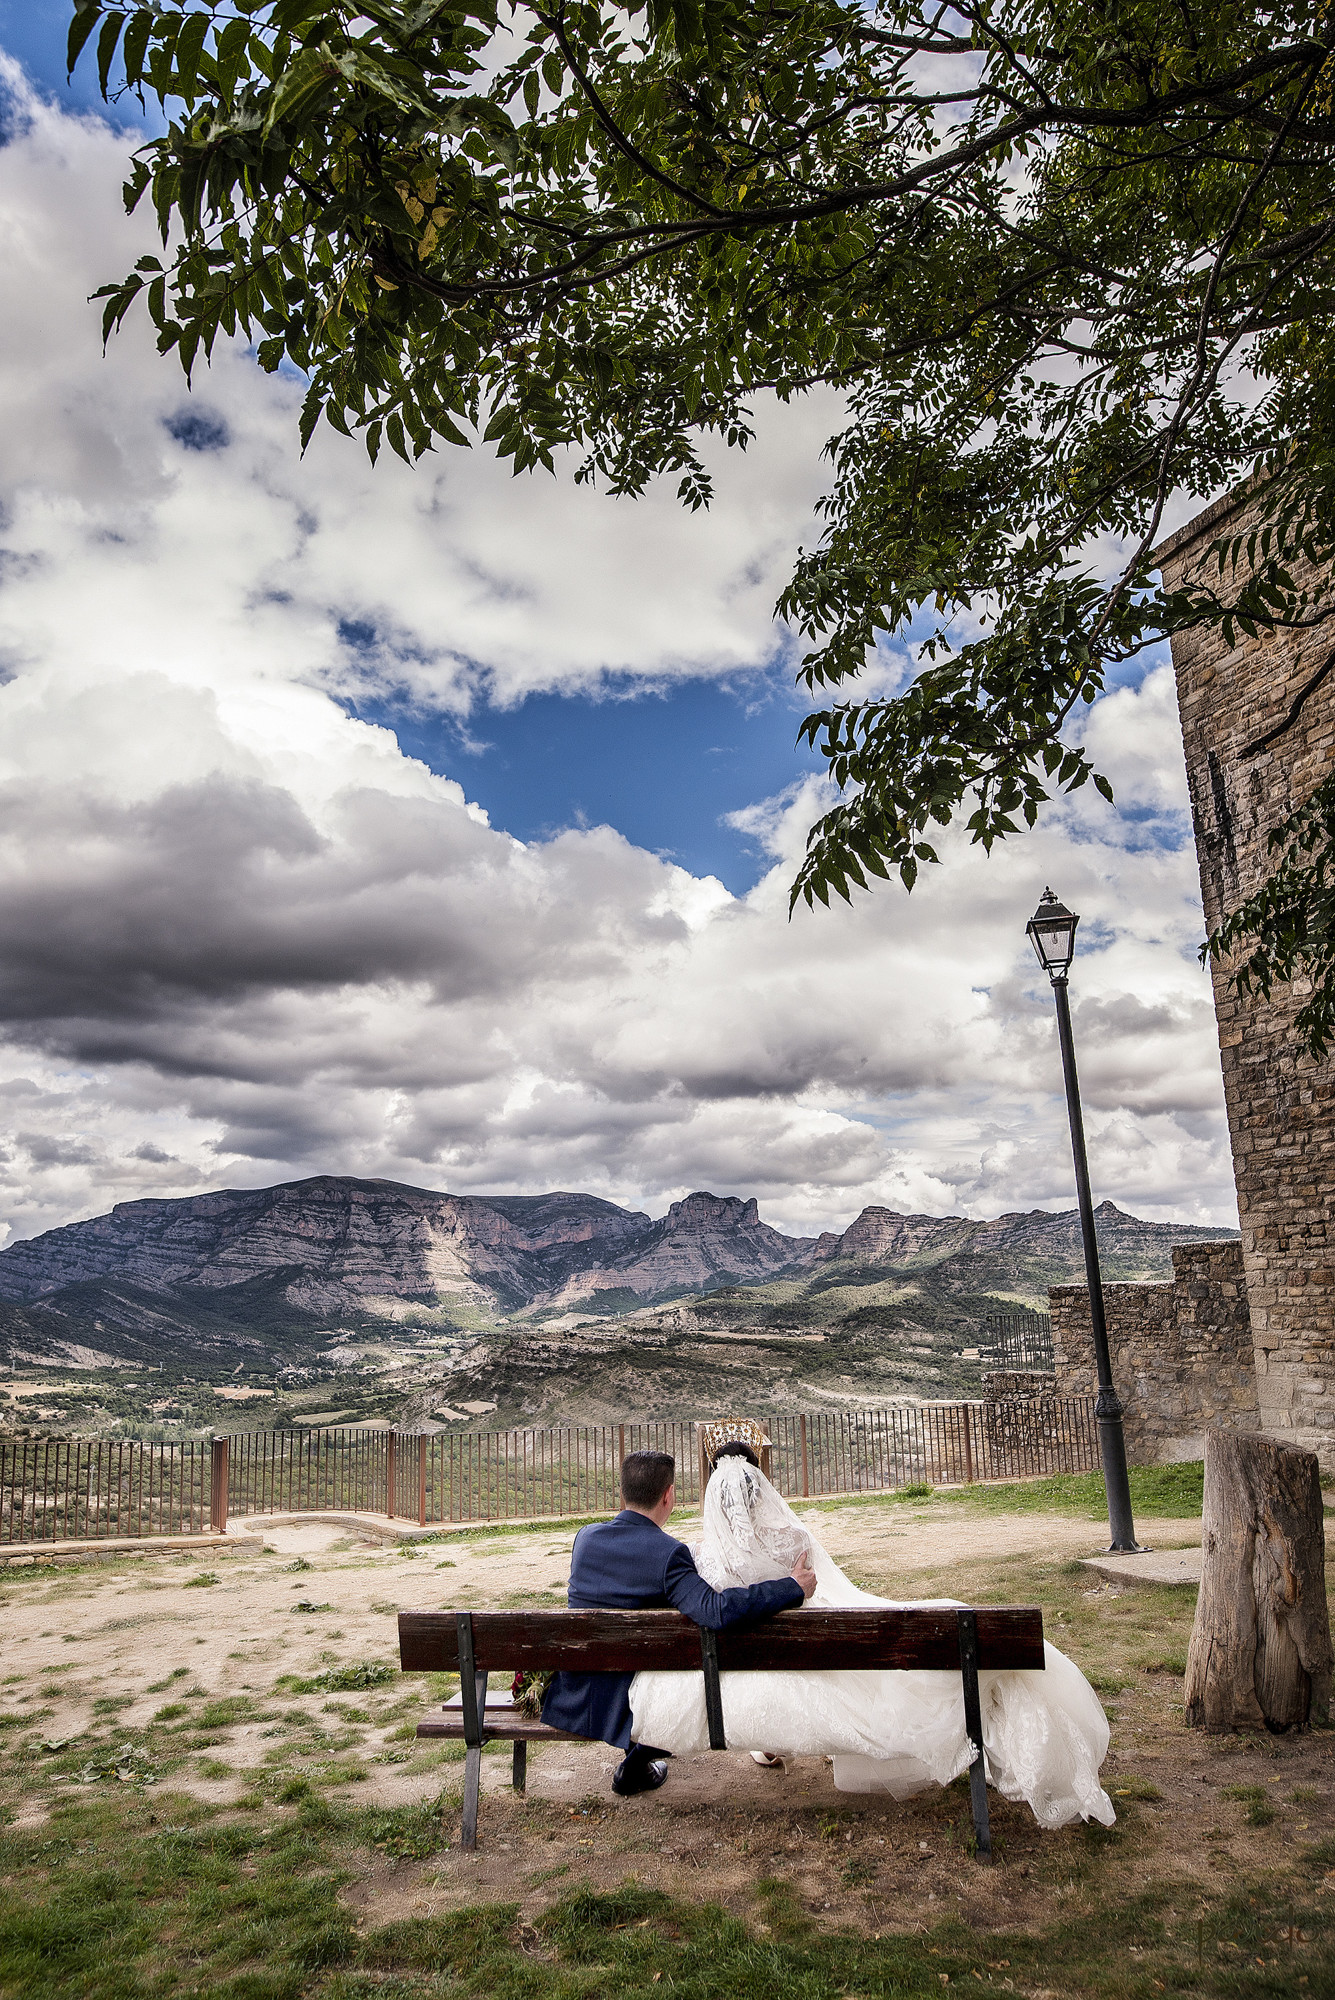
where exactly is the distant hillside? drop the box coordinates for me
[0,1177,1236,1412]
[0,1178,654,1321]
[808,1198,1228,1298]
[0,1178,815,1369]
[408,1198,1239,1425]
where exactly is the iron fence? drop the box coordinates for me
[415,1418,695,1525]
[2,1394,1100,1546]
[0,1436,211,1544]
[227,1425,393,1519]
[985,1310,1055,1373]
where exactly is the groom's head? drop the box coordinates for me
[621,1450,676,1521]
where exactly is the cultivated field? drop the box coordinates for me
[0,1471,1332,1998]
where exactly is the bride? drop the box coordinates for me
[629,1445,1115,1829]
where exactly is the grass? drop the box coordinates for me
[2,1501,1329,1999]
[276,1663,397,1696]
[1136,1650,1188,1676]
[779,1461,1204,1523]
[411,1516,607,1544]
[0,1794,1332,1999]
[1223,1785,1279,1828]
[1108,1776,1164,1803]
[903,1460,1204,1519]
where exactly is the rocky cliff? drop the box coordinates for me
[0,1178,653,1318]
[817,1200,1223,1288]
[542,1193,816,1306]
[0,1176,810,1329]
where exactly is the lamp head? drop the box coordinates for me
[1026,888,1079,980]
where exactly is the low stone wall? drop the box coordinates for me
[983,1371,1054,1402]
[1050,1239,1257,1463]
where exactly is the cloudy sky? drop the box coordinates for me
[0,12,1237,1247]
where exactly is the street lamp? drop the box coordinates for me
[1027,889,1144,1554]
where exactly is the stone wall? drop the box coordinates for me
[1159,494,1335,1466]
[1050,1240,1257,1462]
[982,1371,1054,1402]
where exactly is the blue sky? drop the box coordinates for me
[0,7,1174,891]
[0,0,147,123]
[352,676,825,886]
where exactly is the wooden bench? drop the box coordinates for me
[398,1604,1045,1860]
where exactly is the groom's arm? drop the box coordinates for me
[662,1542,805,1630]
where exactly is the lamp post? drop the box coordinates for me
[1027,889,1144,1554]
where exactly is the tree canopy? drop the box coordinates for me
[70,1,1335,1038]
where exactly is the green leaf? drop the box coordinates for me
[96,9,126,98]
[263,48,339,138]
[174,8,211,102]
[67,1,103,78]
[121,7,152,89]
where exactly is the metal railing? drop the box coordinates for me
[0,1436,211,1544]
[226,1424,393,1518]
[985,1310,1055,1373]
[2,1395,1100,1546]
[415,1418,695,1525]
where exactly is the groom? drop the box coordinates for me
[541,1448,816,1795]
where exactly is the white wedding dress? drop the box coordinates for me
[629,1456,1114,1829]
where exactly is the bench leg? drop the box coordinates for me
[461,1743,483,1852]
[455,1621,488,1853]
[957,1609,992,1863]
[967,1747,991,1863]
[513,1740,527,1795]
[699,1626,727,1751]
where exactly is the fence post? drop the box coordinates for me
[618,1423,625,1464]
[210,1437,229,1534]
[418,1435,427,1528]
[800,1414,810,1499]
[962,1405,975,1485]
[387,1433,397,1519]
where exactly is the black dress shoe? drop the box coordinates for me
[612,1752,670,1797]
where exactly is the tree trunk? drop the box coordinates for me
[1185,1429,1332,1732]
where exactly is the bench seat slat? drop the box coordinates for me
[398,1606,1044,1674]
[416,1717,583,1742]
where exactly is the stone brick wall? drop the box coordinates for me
[1050,1240,1257,1462]
[982,1371,1055,1401]
[1159,495,1335,1466]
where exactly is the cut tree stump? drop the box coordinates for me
[1185,1429,1333,1733]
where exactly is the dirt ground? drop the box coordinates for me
[1,1497,1204,1791]
[2,1493,1332,1958]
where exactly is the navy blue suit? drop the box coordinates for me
[541,1508,804,1751]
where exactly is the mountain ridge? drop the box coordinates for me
[0,1173,1237,1379]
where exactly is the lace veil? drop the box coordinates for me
[694,1453,883,1607]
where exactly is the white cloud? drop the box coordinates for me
[0,63,1237,1246]
[0,59,837,712]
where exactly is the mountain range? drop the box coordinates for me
[0,1174,1236,1382]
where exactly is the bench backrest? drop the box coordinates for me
[398,1605,1045,1674]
